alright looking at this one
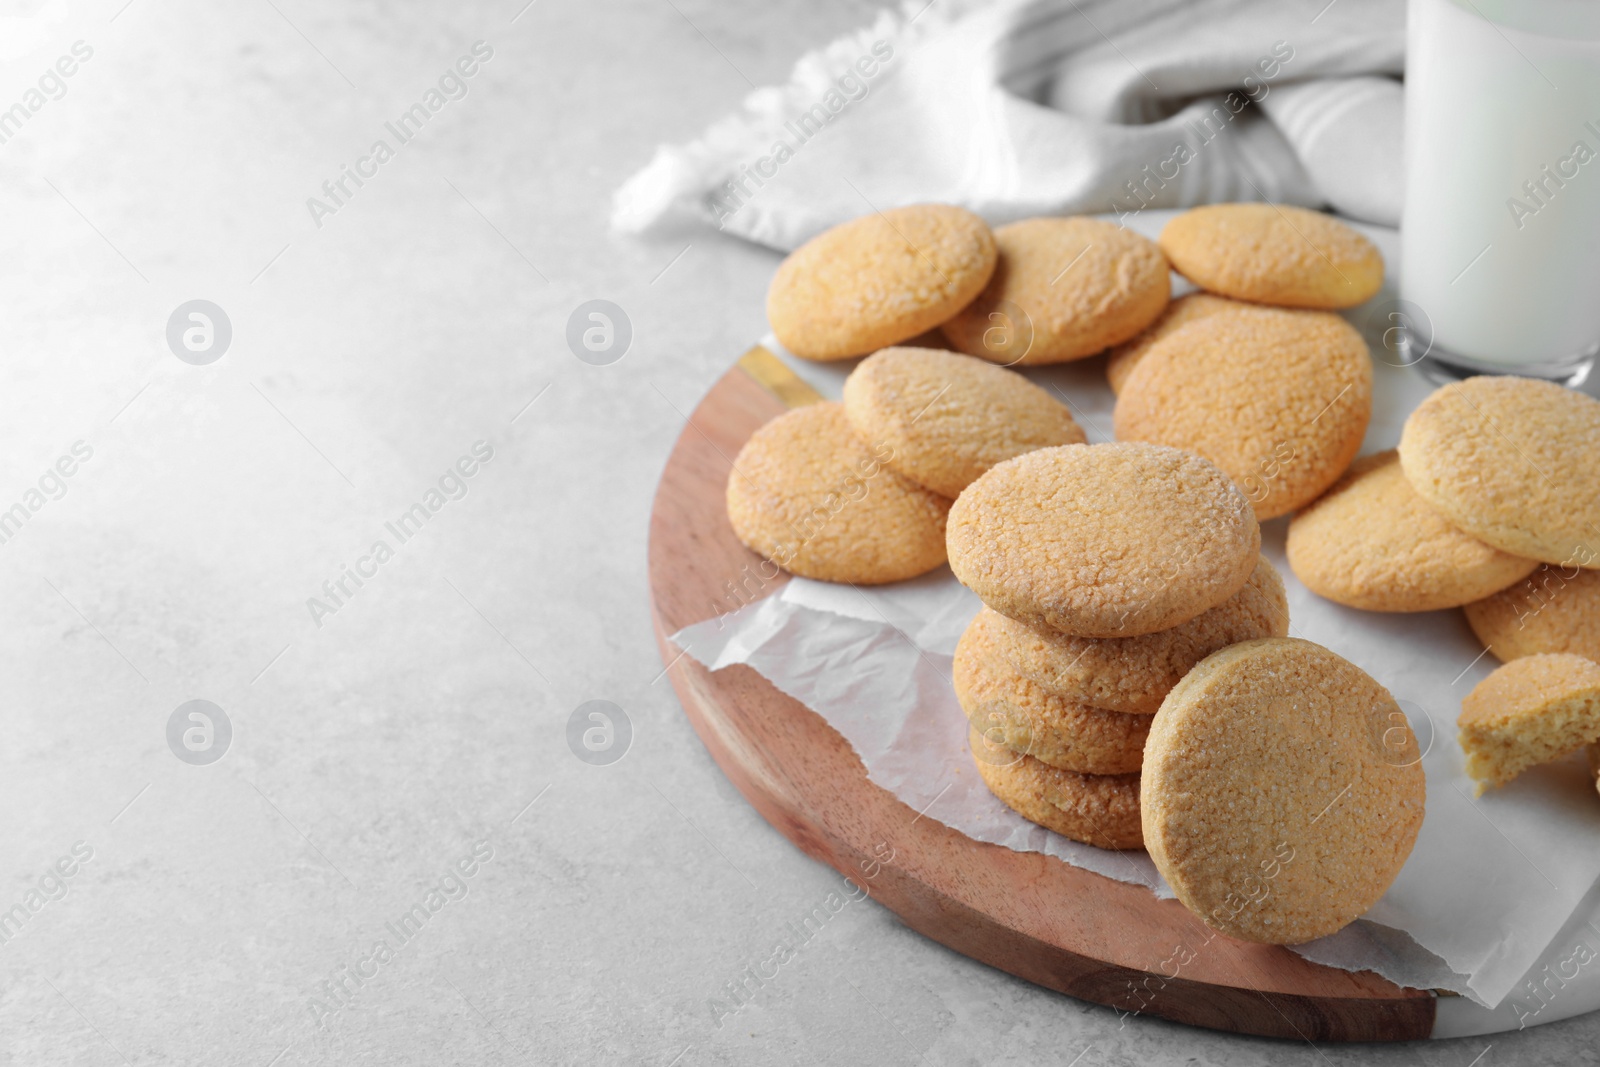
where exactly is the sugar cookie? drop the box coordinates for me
[1398,376,1600,568]
[1287,451,1539,612]
[1459,653,1600,791]
[1142,638,1426,944]
[984,555,1288,715]
[947,443,1259,637]
[941,217,1170,366]
[969,728,1143,850]
[1158,203,1384,309]
[767,205,998,361]
[1113,309,1372,520]
[842,346,1085,498]
[1105,292,1250,395]
[725,402,950,584]
[1465,567,1600,663]
[955,611,1150,774]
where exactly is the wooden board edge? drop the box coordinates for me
[651,615,1436,1041]
[645,358,1438,1042]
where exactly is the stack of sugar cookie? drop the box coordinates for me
[1109,204,1383,520]
[945,442,1288,850]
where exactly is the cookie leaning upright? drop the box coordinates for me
[725,402,950,584]
[1398,376,1600,568]
[947,443,1260,637]
[1142,638,1426,945]
[941,217,1170,365]
[1113,308,1372,520]
[1288,450,1539,612]
[1159,203,1384,309]
[842,346,1085,498]
[766,205,997,361]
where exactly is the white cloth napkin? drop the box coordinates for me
[612,0,1406,250]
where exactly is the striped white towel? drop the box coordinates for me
[612,0,1405,250]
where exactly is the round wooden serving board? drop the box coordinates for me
[648,347,1437,1042]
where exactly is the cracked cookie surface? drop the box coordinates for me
[946,442,1259,638]
[767,205,997,361]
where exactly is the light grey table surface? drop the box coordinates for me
[0,1,1594,1064]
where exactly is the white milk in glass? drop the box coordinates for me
[1403,0,1600,377]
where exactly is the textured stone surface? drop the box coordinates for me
[0,1,1596,1062]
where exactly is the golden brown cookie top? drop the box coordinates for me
[725,402,950,584]
[954,611,1150,774]
[1457,652,1600,790]
[946,442,1260,637]
[941,217,1170,365]
[1141,637,1426,945]
[983,554,1289,715]
[1465,567,1600,664]
[1459,652,1600,730]
[1105,292,1251,395]
[1399,376,1600,568]
[1287,450,1539,613]
[1158,203,1384,309]
[1112,308,1372,520]
[842,346,1085,498]
[766,205,997,361]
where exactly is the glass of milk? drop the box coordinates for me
[1402,0,1600,385]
